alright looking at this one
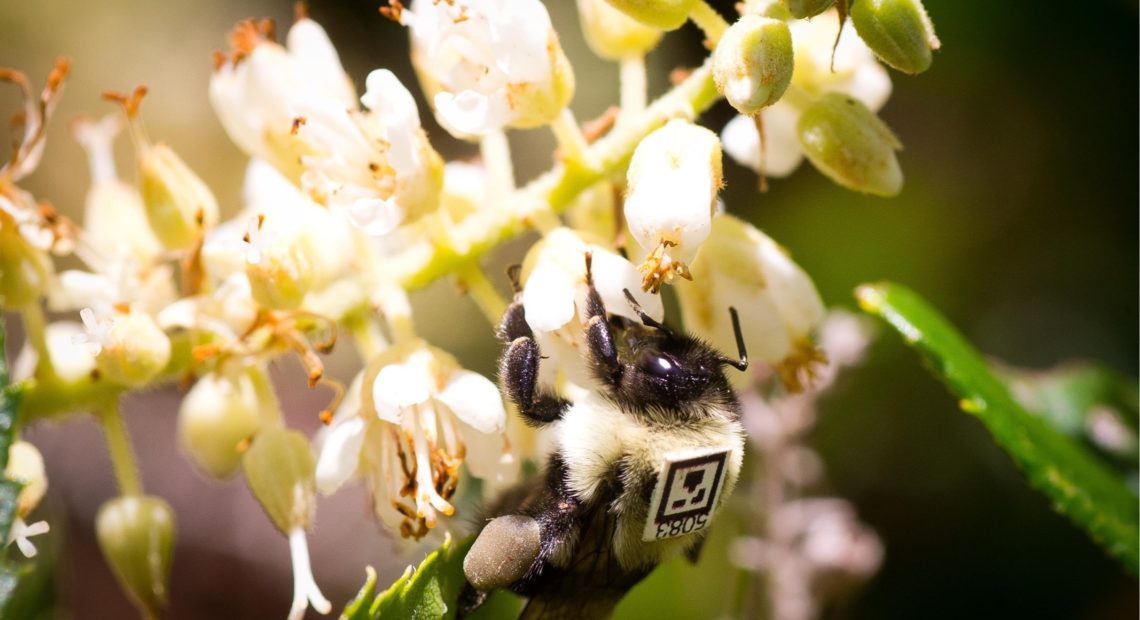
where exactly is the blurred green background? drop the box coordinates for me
[2,0,1136,618]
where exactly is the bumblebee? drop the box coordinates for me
[461,253,748,618]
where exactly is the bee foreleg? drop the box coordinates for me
[582,252,622,387]
[498,300,570,425]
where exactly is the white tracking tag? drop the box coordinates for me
[642,446,731,542]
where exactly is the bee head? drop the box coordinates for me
[617,290,748,415]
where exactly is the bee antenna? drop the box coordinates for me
[719,307,749,372]
[506,264,523,293]
[622,289,667,331]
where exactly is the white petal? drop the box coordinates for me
[757,239,825,339]
[722,105,804,178]
[522,263,577,333]
[49,270,113,312]
[361,69,419,125]
[315,416,366,495]
[436,370,506,434]
[456,420,518,496]
[488,1,553,82]
[371,363,431,423]
[720,277,792,364]
[844,63,893,113]
[287,18,356,109]
[434,90,510,138]
[346,196,402,237]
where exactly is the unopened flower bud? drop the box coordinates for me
[625,119,723,292]
[81,308,171,387]
[73,116,162,263]
[603,0,698,30]
[242,217,315,311]
[242,428,316,534]
[96,495,176,619]
[139,143,219,249]
[577,0,663,60]
[796,93,902,196]
[179,367,274,478]
[850,0,940,75]
[713,15,794,115]
[781,0,835,18]
[6,441,47,519]
[0,220,52,308]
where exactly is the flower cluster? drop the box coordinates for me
[1,0,940,617]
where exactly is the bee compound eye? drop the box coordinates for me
[638,351,680,381]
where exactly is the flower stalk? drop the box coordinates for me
[98,398,142,496]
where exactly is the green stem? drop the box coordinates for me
[385,58,720,290]
[549,109,594,171]
[98,398,142,496]
[689,1,730,45]
[347,314,389,362]
[458,266,508,327]
[247,365,283,428]
[19,302,54,382]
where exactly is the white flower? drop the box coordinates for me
[517,228,662,391]
[721,9,891,177]
[402,0,575,137]
[7,517,50,558]
[209,17,355,178]
[295,69,443,236]
[211,18,442,235]
[315,342,515,538]
[625,119,723,292]
[677,214,825,391]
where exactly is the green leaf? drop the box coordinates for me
[856,282,1140,573]
[0,317,24,544]
[0,316,33,611]
[999,363,1139,463]
[341,534,474,620]
[0,316,20,471]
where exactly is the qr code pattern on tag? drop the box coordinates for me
[642,449,729,542]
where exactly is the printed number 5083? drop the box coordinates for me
[655,513,708,540]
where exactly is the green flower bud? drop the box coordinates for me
[88,309,172,387]
[713,15,794,115]
[781,0,835,19]
[242,428,316,534]
[796,93,902,196]
[850,0,940,74]
[577,0,663,60]
[96,495,176,619]
[139,143,219,249]
[603,0,698,31]
[0,220,52,308]
[179,367,275,479]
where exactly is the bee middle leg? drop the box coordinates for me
[498,277,570,425]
